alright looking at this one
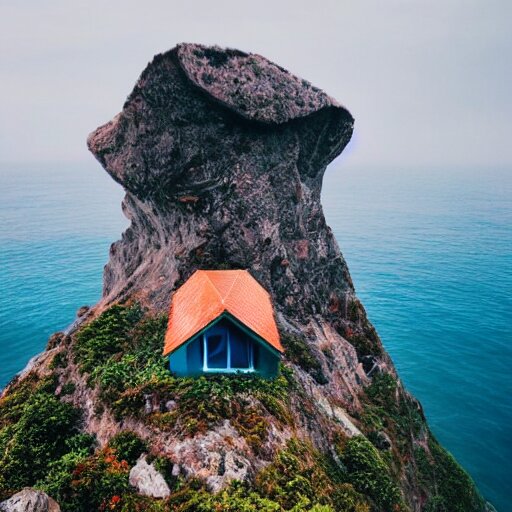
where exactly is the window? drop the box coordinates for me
[206,334,227,368]
[203,327,254,372]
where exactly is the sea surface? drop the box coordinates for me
[0,162,510,510]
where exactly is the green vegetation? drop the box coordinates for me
[360,372,424,454]
[0,303,486,511]
[339,436,403,511]
[347,333,383,358]
[108,431,147,466]
[71,304,294,442]
[0,377,80,495]
[34,438,377,512]
[142,369,293,438]
[359,371,484,511]
[74,303,145,374]
[415,438,484,512]
[39,447,131,512]
[280,332,327,384]
[255,439,370,512]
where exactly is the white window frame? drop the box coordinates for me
[202,328,254,373]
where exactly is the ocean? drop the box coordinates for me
[0,162,510,510]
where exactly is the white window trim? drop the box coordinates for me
[202,329,255,373]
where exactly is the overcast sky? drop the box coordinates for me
[1,0,511,169]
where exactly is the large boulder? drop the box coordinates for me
[0,489,60,512]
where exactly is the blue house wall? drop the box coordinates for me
[168,317,280,378]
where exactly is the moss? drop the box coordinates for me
[281,332,328,384]
[102,337,293,438]
[339,436,403,511]
[231,403,270,454]
[359,371,483,510]
[347,333,383,358]
[361,373,425,458]
[141,370,293,438]
[365,372,397,407]
[348,300,360,322]
[149,455,177,488]
[50,350,68,369]
[167,480,281,511]
[0,374,57,428]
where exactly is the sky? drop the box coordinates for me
[0,0,511,169]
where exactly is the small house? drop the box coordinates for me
[163,270,283,378]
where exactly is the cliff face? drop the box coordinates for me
[0,44,488,512]
[88,43,369,406]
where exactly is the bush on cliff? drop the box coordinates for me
[73,303,144,374]
[280,332,327,384]
[108,430,147,466]
[255,439,371,512]
[39,447,131,512]
[339,436,403,511]
[0,385,80,493]
[415,437,484,512]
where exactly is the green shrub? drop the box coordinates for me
[361,374,425,459]
[339,436,403,511]
[0,375,57,428]
[39,448,130,512]
[255,439,370,511]
[347,334,382,358]
[60,382,76,396]
[50,350,68,369]
[365,372,397,407]
[112,367,293,438]
[73,303,143,374]
[0,391,80,491]
[167,480,281,511]
[108,431,147,466]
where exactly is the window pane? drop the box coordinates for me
[231,337,250,368]
[207,334,227,368]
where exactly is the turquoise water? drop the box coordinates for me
[0,162,510,510]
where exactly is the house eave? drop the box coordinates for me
[163,310,283,358]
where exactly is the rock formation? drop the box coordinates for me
[88,42,369,406]
[128,455,170,498]
[0,44,488,512]
[0,489,60,512]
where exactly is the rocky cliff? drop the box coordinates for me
[0,44,489,512]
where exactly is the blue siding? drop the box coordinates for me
[168,317,280,378]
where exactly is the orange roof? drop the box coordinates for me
[163,270,283,356]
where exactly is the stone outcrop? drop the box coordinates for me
[129,455,171,498]
[0,489,60,512]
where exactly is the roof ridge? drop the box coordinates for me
[202,271,226,304]
[222,271,242,304]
